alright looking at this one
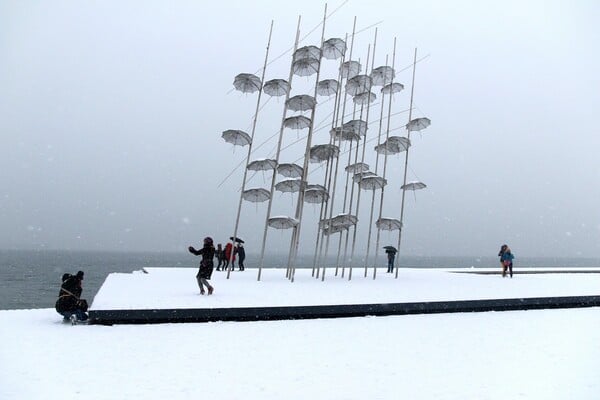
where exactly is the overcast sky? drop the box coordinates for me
[1,0,599,259]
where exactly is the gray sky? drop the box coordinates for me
[1,0,599,258]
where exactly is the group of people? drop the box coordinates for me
[188,237,248,295]
[214,241,246,272]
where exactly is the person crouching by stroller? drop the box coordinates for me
[55,270,89,324]
[189,237,215,295]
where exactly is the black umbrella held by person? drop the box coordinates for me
[229,236,245,244]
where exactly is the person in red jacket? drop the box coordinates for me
[224,242,236,271]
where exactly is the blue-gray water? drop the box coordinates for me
[1,249,599,310]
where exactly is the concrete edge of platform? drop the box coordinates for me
[89,295,600,325]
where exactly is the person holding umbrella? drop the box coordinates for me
[384,246,397,273]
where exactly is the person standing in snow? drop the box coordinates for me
[215,243,224,271]
[385,247,397,273]
[189,237,215,295]
[55,270,89,323]
[498,244,515,278]
[224,241,236,271]
[237,244,246,271]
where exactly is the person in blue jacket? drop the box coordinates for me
[498,244,515,278]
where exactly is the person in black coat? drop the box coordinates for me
[237,244,246,271]
[55,270,89,323]
[189,237,215,295]
[215,243,224,271]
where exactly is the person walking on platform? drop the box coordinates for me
[498,244,515,278]
[215,243,224,271]
[237,244,246,271]
[189,237,215,295]
[224,241,236,271]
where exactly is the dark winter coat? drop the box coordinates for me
[55,275,86,314]
[237,246,246,262]
[189,244,215,279]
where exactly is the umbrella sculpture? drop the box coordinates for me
[277,163,303,178]
[309,144,339,163]
[352,171,376,183]
[406,117,431,132]
[377,218,403,231]
[275,178,303,193]
[370,66,395,86]
[343,119,368,136]
[284,115,312,130]
[247,158,277,171]
[263,79,290,97]
[331,213,358,228]
[292,57,320,77]
[401,181,427,191]
[306,183,327,191]
[322,225,348,235]
[340,60,361,79]
[294,45,321,61]
[317,79,339,96]
[242,188,271,203]
[222,129,252,146]
[321,38,346,60]
[375,136,410,155]
[330,127,361,142]
[358,176,387,190]
[345,162,370,173]
[304,187,329,204]
[345,74,372,96]
[353,91,377,105]
[233,73,262,93]
[268,216,299,229]
[286,95,317,112]
[381,82,404,94]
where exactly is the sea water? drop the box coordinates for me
[1,249,599,310]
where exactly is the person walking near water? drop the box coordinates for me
[498,244,515,278]
[189,237,215,295]
[237,244,246,271]
[215,243,224,271]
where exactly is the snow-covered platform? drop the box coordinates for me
[89,267,600,325]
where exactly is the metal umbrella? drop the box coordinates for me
[286,95,316,112]
[263,79,290,97]
[292,57,320,77]
[401,181,427,191]
[294,45,321,61]
[322,225,348,235]
[375,136,410,155]
[306,183,327,191]
[275,178,303,193]
[377,218,403,231]
[343,119,368,136]
[284,115,311,130]
[352,171,376,183]
[268,216,298,229]
[222,129,252,146]
[358,176,387,190]
[406,117,431,132]
[331,213,358,228]
[242,188,271,203]
[322,38,346,60]
[381,82,404,94]
[304,187,329,204]
[247,158,277,171]
[345,74,372,96]
[317,79,339,96]
[309,144,339,163]
[345,162,370,173]
[233,73,262,93]
[330,127,361,142]
[353,91,376,105]
[370,66,395,86]
[340,61,361,79]
[277,163,303,178]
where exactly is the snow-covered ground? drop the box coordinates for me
[2,268,599,399]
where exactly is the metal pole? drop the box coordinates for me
[395,47,418,279]
[256,16,302,281]
[227,21,274,279]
